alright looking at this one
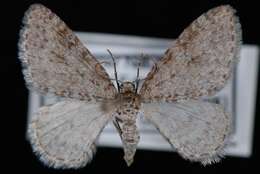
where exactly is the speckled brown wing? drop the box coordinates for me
[19,4,117,101]
[140,5,241,102]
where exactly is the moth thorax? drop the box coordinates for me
[120,81,135,93]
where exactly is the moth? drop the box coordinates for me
[19,4,241,168]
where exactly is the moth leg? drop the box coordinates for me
[113,117,123,136]
[135,60,141,94]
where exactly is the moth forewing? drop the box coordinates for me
[19,4,117,101]
[140,5,241,103]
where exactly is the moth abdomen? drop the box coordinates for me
[120,117,140,166]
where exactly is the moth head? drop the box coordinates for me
[120,81,135,93]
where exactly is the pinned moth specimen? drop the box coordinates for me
[18,4,241,168]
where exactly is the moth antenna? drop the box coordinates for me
[113,119,123,136]
[96,61,123,83]
[107,49,120,92]
[135,58,142,94]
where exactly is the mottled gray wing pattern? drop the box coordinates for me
[28,100,113,169]
[141,100,231,165]
[19,4,116,101]
[140,5,241,102]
